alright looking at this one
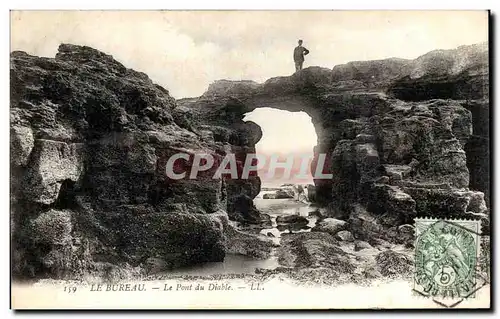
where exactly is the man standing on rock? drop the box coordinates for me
[293,39,310,72]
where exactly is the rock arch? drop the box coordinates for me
[177,44,489,233]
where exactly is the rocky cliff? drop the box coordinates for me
[177,41,490,241]
[10,44,273,280]
[11,42,489,280]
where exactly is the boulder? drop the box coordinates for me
[277,224,310,233]
[113,211,227,269]
[10,126,34,166]
[375,250,413,278]
[367,184,416,226]
[263,193,277,199]
[312,218,347,236]
[276,214,310,233]
[276,215,308,225]
[308,209,328,220]
[335,230,355,242]
[228,194,265,224]
[349,204,414,246]
[397,224,415,247]
[259,213,273,228]
[354,241,373,251]
[275,189,294,199]
[224,223,277,259]
[278,232,355,271]
[349,205,384,242]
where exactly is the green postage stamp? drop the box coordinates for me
[414,218,482,299]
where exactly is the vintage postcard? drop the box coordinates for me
[9,10,491,309]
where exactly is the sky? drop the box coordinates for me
[244,108,317,154]
[244,108,318,186]
[10,11,488,185]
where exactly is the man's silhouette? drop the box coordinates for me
[293,39,310,72]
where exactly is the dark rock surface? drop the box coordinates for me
[335,230,355,242]
[278,232,355,271]
[387,43,488,101]
[223,221,277,259]
[275,215,310,233]
[312,217,347,236]
[262,193,276,199]
[276,215,309,225]
[354,240,372,251]
[275,231,413,283]
[10,44,265,279]
[308,209,327,220]
[274,189,295,199]
[178,42,488,216]
[375,250,413,278]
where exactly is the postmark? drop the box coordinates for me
[413,218,481,299]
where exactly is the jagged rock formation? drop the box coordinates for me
[11,42,489,279]
[178,42,490,241]
[10,44,269,279]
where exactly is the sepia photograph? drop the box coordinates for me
[8,9,491,309]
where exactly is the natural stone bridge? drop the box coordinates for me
[177,50,489,223]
